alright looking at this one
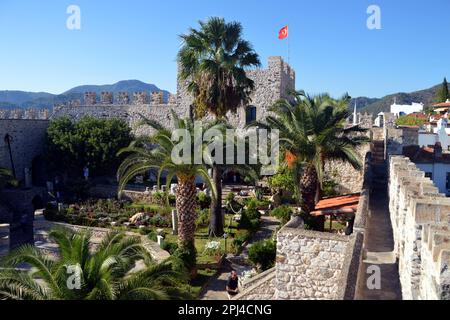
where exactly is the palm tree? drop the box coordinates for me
[117,111,220,263]
[0,227,190,300]
[0,167,18,190]
[178,17,261,237]
[254,91,369,230]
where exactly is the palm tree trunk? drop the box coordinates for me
[299,165,324,231]
[208,165,224,237]
[175,175,198,246]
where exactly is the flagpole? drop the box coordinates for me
[287,25,290,65]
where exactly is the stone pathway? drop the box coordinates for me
[199,215,279,300]
[356,162,402,300]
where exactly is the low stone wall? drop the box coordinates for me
[275,226,351,299]
[234,268,276,300]
[389,156,450,300]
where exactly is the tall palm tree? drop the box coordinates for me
[254,91,369,230]
[0,227,189,300]
[117,111,220,261]
[178,17,261,237]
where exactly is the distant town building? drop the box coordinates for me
[390,102,424,117]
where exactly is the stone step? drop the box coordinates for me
[363,251,396,264]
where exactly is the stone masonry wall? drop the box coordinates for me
[51,56,294,137]
[0,119,49,181]
[324,144,370,194]
[177,56,295,129]
[234,268,276,300]
[385,127,419,156]
[389,156,450,299]
[275,227,349,299]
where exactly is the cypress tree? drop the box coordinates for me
[435,77,449,102]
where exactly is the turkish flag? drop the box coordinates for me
[278,25,288,39]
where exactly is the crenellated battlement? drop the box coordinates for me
[0,108,50,120]
[77,90,175,106]
[389,156,450,300]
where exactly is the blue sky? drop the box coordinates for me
[0,0,449,98]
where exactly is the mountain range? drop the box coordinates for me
[349,83,441,116]
[0,80,170,109]
[0,80,442,115]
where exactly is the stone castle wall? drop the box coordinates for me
[0,119,49,181]
[389,156,450,299]
[324,144,370,194]
[49,56,294,137]
[177,56,295,128]
[0,108,50,120]
[385,127,419,156]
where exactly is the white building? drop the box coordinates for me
[390,102,424,117]
[418,116,450,150]
[403,143,450,196]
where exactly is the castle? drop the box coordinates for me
[2,55,450,300]
[0,56,295,181]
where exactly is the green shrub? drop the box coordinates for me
[196,191,211,209]
[270,205,293,224]
[232,229,251,252]
[147,230,158,242]
[225,192,236,203]
[152,191,176,206]
[173,242,197,271]
[239,211,260,231]
[248,239,276,271]
[148,215,170,227]
[162,241,179,254]
[195,209,210,228]
[244,199,261,220]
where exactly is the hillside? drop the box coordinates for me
[351,84,440,116]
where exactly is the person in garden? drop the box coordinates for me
[226,270,240,297]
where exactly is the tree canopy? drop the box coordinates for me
[46,116,133,177]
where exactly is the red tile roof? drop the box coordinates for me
[403,145,450,163]
[311,193,360,216]
[432,102,450,108]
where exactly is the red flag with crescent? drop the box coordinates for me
[278,25,288,39]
